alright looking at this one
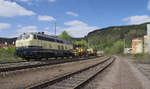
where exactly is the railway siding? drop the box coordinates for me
[25,56,114,89]
[0,56,107,89]
[0,56,97,77]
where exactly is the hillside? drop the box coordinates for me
[85,22,149,49]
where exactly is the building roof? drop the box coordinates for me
[0,37,17,44]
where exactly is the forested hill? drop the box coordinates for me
[85,22,150,49]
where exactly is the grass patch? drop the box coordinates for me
[120,53,150,61]
[0,47,22,62]
[132,54,150,60]
[0,57,22,62]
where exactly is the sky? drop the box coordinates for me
[0,0,150,38]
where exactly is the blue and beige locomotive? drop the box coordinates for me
[15,32,73,61]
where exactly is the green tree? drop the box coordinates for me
[113,41,124,54]
[74,40,88,48]
[104,47,110,54]
[104,40,124,54]
[58,30,72,41]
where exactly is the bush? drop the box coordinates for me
[104,47,110,54]
[104,40,124,55]
[5,47,16,56]
[132,54,150,59]
[133,54,144,58]
[0,48,4,56]
[0,47,21,62]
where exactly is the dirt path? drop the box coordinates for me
[0,57,106,89]
[96,56,148,89]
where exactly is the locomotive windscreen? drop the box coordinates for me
[17,34,30,40]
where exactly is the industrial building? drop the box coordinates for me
[0,38,16,48]
[132,38,143,54]
[132,24,150,54]
[143,24,150,54]
[144,35,149,54]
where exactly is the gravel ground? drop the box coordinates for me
[44,57,113,89]
[131,59,150,89]
[134,58,150,64]
[0,56,106,89]
[133,57,150,81]
[136,64,150,80]
[83,56,149,89]
[0,61,41,68]
[82,58,114,89]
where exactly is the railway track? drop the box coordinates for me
[25,56,115,89]
[0,60,26,64]
[0,56,99,73]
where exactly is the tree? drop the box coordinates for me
[58,30,72,41]
[74,40,88,48]
[104,40,124,54]
[112,41,124,54]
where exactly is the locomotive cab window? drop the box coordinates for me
[17,35,30,40]
[24,35,30,40]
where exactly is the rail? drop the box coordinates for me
[25,56,115,89]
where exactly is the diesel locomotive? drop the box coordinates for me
[15,32,74,61]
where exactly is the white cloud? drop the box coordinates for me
[63,20,99,37]
[17,26,38,34]
[0,23,11,31]
[0,0,35,17]
[123,15,150,25]
[66,11,78,17]
[38,15,56,21]
[48,0,56,2]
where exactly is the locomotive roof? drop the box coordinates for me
[32,32,72,44]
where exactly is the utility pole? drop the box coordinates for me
[88,38,89,49]
[54,22,56,37]
[124,39,125,54]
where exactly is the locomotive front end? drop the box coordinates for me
[15,33,39,60]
